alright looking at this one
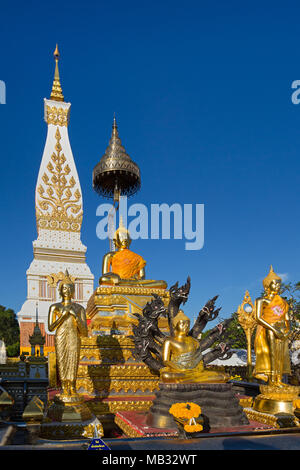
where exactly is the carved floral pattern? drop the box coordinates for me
[45,105,69,127]
[36,127,82,232]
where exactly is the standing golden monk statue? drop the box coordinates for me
[43,270,104,439]
[253,266,291,386]
[160,310,228,383]
[250,266,300,420]
[48,270,88,401]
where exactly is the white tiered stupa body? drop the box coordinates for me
[17,49,94,354]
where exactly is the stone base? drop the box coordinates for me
[146,382,249,430]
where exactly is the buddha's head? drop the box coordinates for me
[173,310,190,335]
[58,270,75,300]
[113,218,131,250]
[263,266,282,295]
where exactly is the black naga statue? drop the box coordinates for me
[131,277,234,372]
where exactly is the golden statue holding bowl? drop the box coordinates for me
[253,266,291,386]
[251,266,300,418]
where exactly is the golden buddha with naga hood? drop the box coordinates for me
[160,310,228,383]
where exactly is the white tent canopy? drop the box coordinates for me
[206,349,256,367]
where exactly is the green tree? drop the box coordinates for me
[280,281,300,343]
[0,305,20,357]
[201,312,249,349]
[280,282,300,317]
[220,311,249,349]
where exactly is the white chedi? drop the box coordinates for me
[0,340,7,364]
[17,52,94,346]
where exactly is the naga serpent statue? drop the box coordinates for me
[131,277,233,373]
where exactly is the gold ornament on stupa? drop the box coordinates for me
[50,44,64,102]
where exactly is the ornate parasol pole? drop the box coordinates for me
[237,290,256,381]
[92,115,141,250]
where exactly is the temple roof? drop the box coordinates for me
[29,324,45,346]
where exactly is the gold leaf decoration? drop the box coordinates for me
[36,127,83,232]
[45,106,69,127]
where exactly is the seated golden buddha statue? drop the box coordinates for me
[99,219,167,288]
[160,310,229,384]
[253,266,291,387]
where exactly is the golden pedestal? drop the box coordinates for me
[41,395,104,440]
[244,384,300,428]
[76,284,170,416]
[86,284,170,335]
[253,384,300,415]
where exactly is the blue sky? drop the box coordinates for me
[0,0,299,328]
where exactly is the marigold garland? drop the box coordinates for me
[169,402,204,433]
[169,402,201,420]
[184,423,203,433]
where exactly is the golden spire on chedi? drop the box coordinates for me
[50,44,64,102]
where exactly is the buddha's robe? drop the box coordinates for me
[160,339,228,383]
[55,313,81,382]
[109,248,146,279]
[51,303,87,384]
[253,295,291,378]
